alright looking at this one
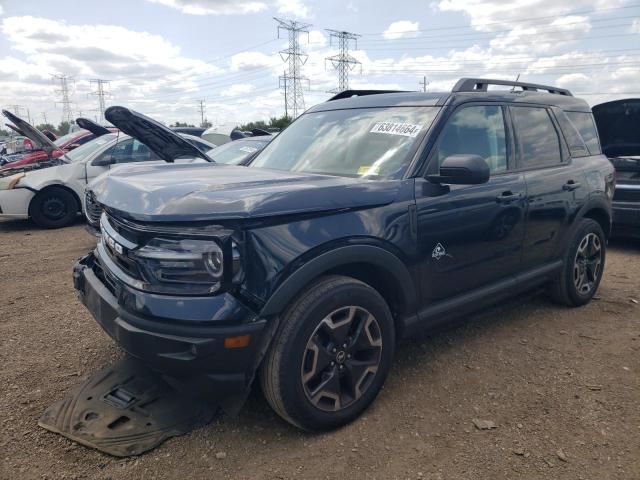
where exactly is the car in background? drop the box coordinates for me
[0,111,215,228]
[207,135,272,165]
[593,99,640,238]
[0,119,115,172]
[172,126,206,137]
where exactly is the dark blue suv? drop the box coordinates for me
[74,78,615,431]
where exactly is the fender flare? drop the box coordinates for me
[574,194,612,237]
[259,244,417,317]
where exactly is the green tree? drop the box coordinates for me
[36,123,59,135]
[239,115,292,132]
[57,121,71,135]
[171,121,196,128]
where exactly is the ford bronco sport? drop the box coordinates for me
[73,78,615,431]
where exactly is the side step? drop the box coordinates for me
[39,356,217,457]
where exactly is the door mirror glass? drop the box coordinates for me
[92,154,115,166]
[427,154,490,185]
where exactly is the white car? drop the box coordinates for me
[0,113,215,228]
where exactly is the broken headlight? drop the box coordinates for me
[131,237,237,295]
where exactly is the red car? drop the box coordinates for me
[0,128,109,171]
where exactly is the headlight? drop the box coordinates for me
[131,237,225,294]
[0,172,25,190]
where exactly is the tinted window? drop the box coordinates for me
[75,134,96,146]
[100,138,159,164]
[554,110,589,158]
[566,112,601,155]
[435,105,507,174]
[511,107,561,168]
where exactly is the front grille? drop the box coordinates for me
[101,214,143,281]
[85,190,103,226]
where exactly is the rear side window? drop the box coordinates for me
[434,105,508,174]
[554,110,589,158]
[511,107,562,168]
[566,112,601,155]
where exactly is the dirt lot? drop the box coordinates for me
[0,218,638,480]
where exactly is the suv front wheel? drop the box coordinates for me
[550,218,606,306]
[260,275,395,431]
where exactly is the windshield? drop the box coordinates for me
[207,139,270,165]
[53,130,87,146]
[65,134,117,162]
[250,107,440,179]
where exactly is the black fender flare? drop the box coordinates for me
[573,194,612,237]
[259,244,417,317]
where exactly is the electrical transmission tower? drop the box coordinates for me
[275,17,311,118]
[419,76,429,92]
[325,30,361,93]
[7,104,27,119]
[53,74,74,124]
[197,99,206,127]
[89,79,111,124]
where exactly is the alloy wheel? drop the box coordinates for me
[301,306,383,412]
[573,232,602,295]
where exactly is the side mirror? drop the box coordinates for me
[67,143,81,151]
[427,154,490,185]
[92,154,115,167]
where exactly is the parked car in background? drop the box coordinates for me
[592,99,640,238]
[206,134,271,165]
[172,126,206,137]
[75,79,614,431]
[0,115,115,172]
[0,112,215,228]
[202,123,238,145]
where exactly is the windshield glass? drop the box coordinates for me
[208,139,270,165]
[53,130,87,146]
[65,134,117,162]
[250,107,440,179]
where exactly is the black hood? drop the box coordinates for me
[76,117,111,137]
[592,98,640,158]
[2,110,58,155]
[90,163,399,223]
[5,123,26,137]
[105,106,211,163]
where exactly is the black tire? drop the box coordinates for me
[549,218,606,307]
[260,275,395,431]
[29,187,79,228]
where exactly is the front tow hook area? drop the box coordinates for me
[39,356,218,457]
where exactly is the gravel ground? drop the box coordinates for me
[0,218,638,480]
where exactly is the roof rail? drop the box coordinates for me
[328,90,407,101]
[452,78,572,96]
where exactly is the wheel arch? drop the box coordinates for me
[28,183,82,217]
[259,244,418,324]
[577,196,611,239]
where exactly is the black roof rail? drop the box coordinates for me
[452,78,573,96]
[328,89,408,101]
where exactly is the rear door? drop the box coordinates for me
[510,105,587,269]
[416,103,527,304]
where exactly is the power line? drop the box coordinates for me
[52,74,74,124]
[197,99,207,127]
[275,17,311,118]
[325,29,361,93]
[89,79,111,123]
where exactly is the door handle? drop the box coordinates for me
[563,180,582,191]
[496,191,523,203]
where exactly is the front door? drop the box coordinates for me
[415,104,527,304]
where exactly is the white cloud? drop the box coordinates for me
[146,0,310,17]
[383,21,420,40]
[230,51,279,71]
[631,18,640,33]
[220,83,255,96]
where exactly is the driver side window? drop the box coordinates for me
[434,105,508,174]
[94,139,159,164]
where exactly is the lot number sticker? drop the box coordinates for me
[370,121,422,138]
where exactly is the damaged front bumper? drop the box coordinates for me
[73,251,269,405]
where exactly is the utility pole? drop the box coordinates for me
[197,99,206,127]
[41,112,48,125]
[325,30,361,93]
[275,17,311,118]
[7,105,26,118]
[53,74,74,124]
[419,76,429,92]
[89,79,111,124]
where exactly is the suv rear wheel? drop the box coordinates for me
[260,275,395,431]
[549,218,606,306]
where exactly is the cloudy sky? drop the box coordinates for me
[0,0,639,127]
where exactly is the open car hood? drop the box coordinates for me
[76,117,111,137]
[592,98,640,158]
[2,110,58,156]
[105,106,211,163]
[5,123,27,137]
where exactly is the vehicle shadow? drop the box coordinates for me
[0,216,85,232]
[608,236,639,252]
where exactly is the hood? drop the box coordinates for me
[2,110,58,156]
[592,98,640,158]
[5,123,27,137]
[90,164,399,223]
[105,106,211,163]
[76,117,111,137]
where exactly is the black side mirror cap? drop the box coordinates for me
[427,154,490,185]
[92,155,115,167]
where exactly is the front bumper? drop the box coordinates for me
[0,188,33,218]
[73,251,268,400]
